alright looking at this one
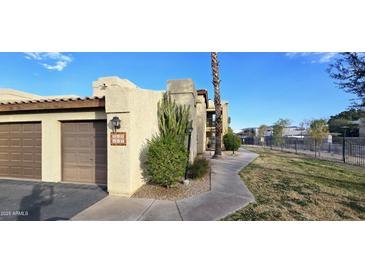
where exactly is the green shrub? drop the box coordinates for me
[223,132,241,153]
[188,158,209,179]
[158,93,190,143]
[146,135,188,187]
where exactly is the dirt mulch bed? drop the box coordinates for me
[132,170,211,201]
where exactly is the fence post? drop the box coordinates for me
[314,139,317,158]
[342,136,346,163]
[295,138,297,154]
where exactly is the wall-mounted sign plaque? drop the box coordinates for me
[111,132,127,146]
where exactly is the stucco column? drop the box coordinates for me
[196,95,207,154]
[41,117,61,182]
[167,79,198,163]
[93,77,135,196]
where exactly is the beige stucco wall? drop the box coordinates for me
[196,95,207,154]
[93,77,163,196]
[130,88,163,193]
[167,79,198,163]
[0,110,106,182]
[222,101,229,135]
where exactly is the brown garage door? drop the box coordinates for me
[0,122,42,180]
[62,121,107,185]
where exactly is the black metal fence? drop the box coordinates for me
[243,136,365,167]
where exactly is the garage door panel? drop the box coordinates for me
[10,138,22,147]
[62,121,107,185]
[95,154,107,165]
[77,137,94,147]
[63,168,76,179]
[0,152,9,161]
[9,124,21,131]
[10,152,22,161]
[63,136,92,148]
[74,151,92,164]
[0,125,9,132]
[62,152,76,163]
[63,166,94,183]
[22,123,36,131]
[77,167,94,182]
[63,152,92,165]
[78,124,92,131]
[0,166,9,175]
[9,166,22,177]
[0,138,9,146]
[22,154,39,165]
[35,138,42,146]
[34,152,41,162]
[23,138,37,147]
[95,171,107,184]
[62,136,76,147]
[95,138,107,148]
[22,167,36,177]
[77,152,93,164]
[0,122,41,180]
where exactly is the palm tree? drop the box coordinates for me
[211,52,222,158]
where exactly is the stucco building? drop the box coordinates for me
[204,96,229,150]
[0,77,228,197]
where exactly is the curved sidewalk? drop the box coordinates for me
[72,148,258,221]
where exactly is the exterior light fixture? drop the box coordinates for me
[188,122,193,134]
[111,116,121,132]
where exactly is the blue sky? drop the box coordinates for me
[0,52,354,130]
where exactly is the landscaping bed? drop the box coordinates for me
[132,169,211,201]
[224,147,365,221]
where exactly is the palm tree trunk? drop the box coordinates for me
[211,52,222,159]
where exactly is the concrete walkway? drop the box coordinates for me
[72,148,258,221]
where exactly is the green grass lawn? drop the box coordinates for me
[224,147,365,221]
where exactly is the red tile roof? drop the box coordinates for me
[0,96,105,113]
[0,96,104,105]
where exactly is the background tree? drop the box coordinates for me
[257,124,268,144]
[211,52,223,159]
[328,108,365,137]
[299,120,309,137]
[223,132,241,154]
[247,128,256,137]
[328,52,365,108]
[272,118,290,145]
[308,119,329,157]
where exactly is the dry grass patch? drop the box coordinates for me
[224,147,365,221]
